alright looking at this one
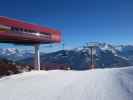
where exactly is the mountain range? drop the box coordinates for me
[1,42,133,70]
[0,48,33,61]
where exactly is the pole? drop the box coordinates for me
[34,44,40,70]
[90,47,95,69]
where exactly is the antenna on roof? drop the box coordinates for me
[62,43,65,50]
[62,40,67,57]
[62,39,65,50]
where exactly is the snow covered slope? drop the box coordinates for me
[0,67,133,100]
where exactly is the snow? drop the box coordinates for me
[0,67,133,100]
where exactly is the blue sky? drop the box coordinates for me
[0,0,133,52]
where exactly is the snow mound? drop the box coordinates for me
[0,67,133,100]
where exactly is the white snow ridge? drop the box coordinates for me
[0,67,133,100]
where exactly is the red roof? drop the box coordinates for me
[0,16,60,34]
[0,16,61,44]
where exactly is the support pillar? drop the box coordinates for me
[34,44,40,70]
[90,47,95,69]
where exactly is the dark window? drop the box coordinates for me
[20,28,23,32]
[11,27,14,31]
[11,27,19,31]
[24,29,28,32]
[31,30,36,33]
[40,32,50,35]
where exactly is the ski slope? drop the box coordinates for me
[0,67,133,100]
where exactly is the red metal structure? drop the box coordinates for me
[0,16,61,44]
[0,16,61,70]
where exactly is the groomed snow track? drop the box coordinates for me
[0,67,133,100]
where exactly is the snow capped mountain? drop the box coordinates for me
[80,42,133,58]
[1,42,133,70]
[19,42,133,70]
[75,42,121,56]
[0,66,132,100]
[0,48,19,55]
[0,48,33,61]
